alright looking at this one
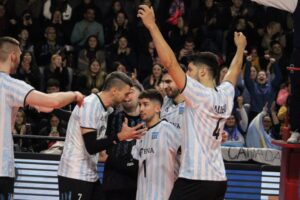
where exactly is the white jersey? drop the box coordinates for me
[180,76,234,181]
[161,97,185,130]
[161,97,185,177]
[58,94,112,182]
[132,120,181,200]
[0,72,34,177]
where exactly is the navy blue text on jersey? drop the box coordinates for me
[214,104,227,114]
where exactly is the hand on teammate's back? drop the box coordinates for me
[118,118,147,141]
[74,91,85,107]
[234,32,247,49]
[137,5,155,29]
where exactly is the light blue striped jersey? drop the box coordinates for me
[161,97,185,130]
[0,72,34,177]
[132,120,181,200]
[58,94,112,182]
[180,76,234,181]
[161,97,185,177]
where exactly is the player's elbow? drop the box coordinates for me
[161,55,176,70]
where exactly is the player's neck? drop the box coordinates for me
[98,92,112,108]
[0,63,11,74]
[173,94,184,105]
[199,77,215,88]
[146,115,160,128]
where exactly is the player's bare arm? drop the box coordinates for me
[223,32,247,86]
[137,5,186,91]
[26,90,84,111]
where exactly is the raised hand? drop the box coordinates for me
[118,118,147,141]
[234,32,247,50]
[137,5,155,30]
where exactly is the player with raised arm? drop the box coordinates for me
[138,5,247,200]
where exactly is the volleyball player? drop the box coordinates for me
[58,72,147,200]
[132,89,181,200]
[138,6,247,199]
[0,36,84,199]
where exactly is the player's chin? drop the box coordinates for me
[139,114,147,120]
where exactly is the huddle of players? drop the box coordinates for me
[0,5,246,200]
[57,5,247,200]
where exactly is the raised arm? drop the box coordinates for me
[223,32,247,86]
[251,0,297,13]
[138,5,186,90]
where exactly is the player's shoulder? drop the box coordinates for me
[217,81,234,91]
[160,120,178,130]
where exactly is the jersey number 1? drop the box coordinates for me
[143,160,147,178]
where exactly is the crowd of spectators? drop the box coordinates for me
[5,0,295,152]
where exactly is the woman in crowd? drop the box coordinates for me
[77,35,106,73]
[75,59,106,95]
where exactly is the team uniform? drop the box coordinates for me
[161,97,185,130]
[161,97,185,176]
[58,94,113,200]
[169,76,235,200]
[0,72,34,199]
[132,120,181,200]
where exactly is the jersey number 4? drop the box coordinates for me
[212,119,222,140]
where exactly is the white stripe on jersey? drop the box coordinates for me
[0,73,34,177]
[58,94,112,182]
[180,76,235,181]
[161,97,185,130]
[132,121,181,200]
[161,97,185,177]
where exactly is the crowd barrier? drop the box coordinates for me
[13,149,280,200]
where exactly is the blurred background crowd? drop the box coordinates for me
[4,0,294,152]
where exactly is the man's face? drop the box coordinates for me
[85,9,95,22]
[272,44,282,55]
[184,41,194,53]
[256,71,267,85]
[113,85,131,106]
[162,74,180,99]
[122,87,140,110]
[139,98,158,123]
[46,27,56,41]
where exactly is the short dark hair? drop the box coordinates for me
[188,52,219,78]
[102,71,133,91]
[0,36,20,47]
[139,89,163,107]
[132,82,144,92]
